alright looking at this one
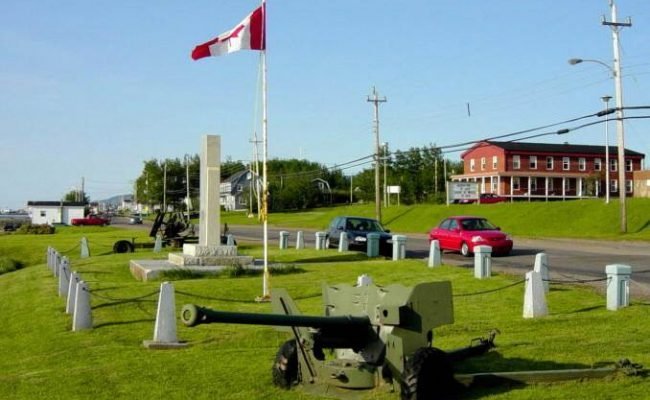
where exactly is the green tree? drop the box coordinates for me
[62,190,89,204]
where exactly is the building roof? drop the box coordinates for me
[462,141,645,158]
[27,201,86,207]
[491,141,645,156]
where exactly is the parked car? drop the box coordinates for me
[459,193,508,204]
[128,214,143,224]
[428,216,513,256]
[325,216,393,256]
[71,215,111,226]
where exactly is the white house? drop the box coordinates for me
[27,201,86,225]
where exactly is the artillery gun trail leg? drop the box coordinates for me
[272,339,299,389]
[401,347,461,400]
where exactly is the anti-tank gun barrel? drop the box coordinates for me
[181,304,370,329]
[181,304,374,351]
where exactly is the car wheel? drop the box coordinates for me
[460,242,471,257]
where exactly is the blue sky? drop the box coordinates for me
[2,1,650,209]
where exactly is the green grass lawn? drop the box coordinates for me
[1,225,649,399]
[223,198,650,240]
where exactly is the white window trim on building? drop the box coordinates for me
[481,157,486,171]
[546,156,553,170]
[562,157,570,171]
[594,158,602,171]
[513,155,520,170]
[529,155,537,169]
[578,157,586,171]
[492,156,498,170]
[470,159,475,172]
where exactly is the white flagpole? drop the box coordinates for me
[260,0,270,300]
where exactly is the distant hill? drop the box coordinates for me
[98,194,133,206]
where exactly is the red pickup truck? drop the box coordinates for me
[71,215,111,226]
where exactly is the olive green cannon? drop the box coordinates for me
[181,281,496,399]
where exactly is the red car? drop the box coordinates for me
[428,216,513,256]
[71,215,111,226]
[459,193,508,204]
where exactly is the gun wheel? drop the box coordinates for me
[400,347,459,400]
[272,339,298,389]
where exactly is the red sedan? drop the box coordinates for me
[428,216,513,257]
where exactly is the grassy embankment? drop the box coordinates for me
[223,197,650,240]
[1,200,649,399]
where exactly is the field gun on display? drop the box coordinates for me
[181,281,497,399]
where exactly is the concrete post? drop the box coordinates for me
[366,233,380,257]
[54,252,60,277]
[428,240,442,268]
[606,264,632,311]
[473,245,492,279]
[226,234,235,246]
[338,232,349,252]
[47,246,52,269]
[356,274,373,287]
[80,237,90,259]
[279,231,289,249]
[391,235,407,261]
[523,271,548,318]
[533,253,549,293]
[66,271,80,314]
[58,257,70,298]
[143,282,187,349]
[295,231,304,249]
[153,233,163,253]
[72,281,92,331]
[315,232,327,250]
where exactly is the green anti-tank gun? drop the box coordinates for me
[181,281,496,399]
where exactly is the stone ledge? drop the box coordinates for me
[168,253,254,267]
[182,244,237,257]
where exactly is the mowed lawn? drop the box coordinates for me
[1,200,650,400]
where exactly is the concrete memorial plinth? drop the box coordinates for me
[130,135,255,281]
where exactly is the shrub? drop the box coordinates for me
[16,223,56,235]
[0,257,23,275]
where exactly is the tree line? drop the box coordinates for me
[130,146,463,212]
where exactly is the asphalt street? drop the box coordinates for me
[113,217,650,297]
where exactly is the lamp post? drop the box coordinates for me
[568,57,627,233]
[601,95,612,204]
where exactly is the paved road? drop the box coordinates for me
[222,224,650,297]
[112,218,650,296]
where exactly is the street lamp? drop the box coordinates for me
[568,57,627,233]
[601,95,612,204]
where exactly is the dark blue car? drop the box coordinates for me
[325,216,393,256]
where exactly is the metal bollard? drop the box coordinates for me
[279,231,289,249]
[315,232,327,250]
[338,232,349,252]
[366,233,380,257]
[391,235,407,261]
[295,231,304,249]
[428,240,442,267]
[473,245,492,279]
[606,264,632,311]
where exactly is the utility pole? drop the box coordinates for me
[603,0,631,233]
[382,142,388,207]
[81,177,85,203]
[601,95,612,204]
[163,163,167,212]
[367,87,386,223]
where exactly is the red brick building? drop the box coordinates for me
[451,141,645,200]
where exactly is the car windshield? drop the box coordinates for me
[460,218,497,231]
[347,218,385,232]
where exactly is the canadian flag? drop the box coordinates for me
[191,4,266,60]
